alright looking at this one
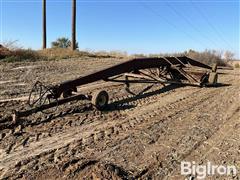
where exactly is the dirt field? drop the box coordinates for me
[0,57,239,179]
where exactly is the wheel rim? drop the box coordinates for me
[98,95,107,107]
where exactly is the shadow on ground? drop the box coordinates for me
[106,84,183,111]
[205,83,231,88]
[106,82,231,111]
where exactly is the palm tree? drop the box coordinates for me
[42,0,46,49]
[71,0,76,50]
[51,37,71,48]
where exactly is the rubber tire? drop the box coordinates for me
[208,72,218,86]
[91,90,109,110]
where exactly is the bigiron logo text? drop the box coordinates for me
[181,161,237,179]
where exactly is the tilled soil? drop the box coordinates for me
[0,58,239,179]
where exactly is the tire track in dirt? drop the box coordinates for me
[167,109,240,180]
[0,84,204,175]
[137,78,240,179]
[96,86,232,165]
[0,72,238,179]
[73,76,239,179]
[0,85,222,179]
[0,84,193,147]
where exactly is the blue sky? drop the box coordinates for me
[0,0,239,58]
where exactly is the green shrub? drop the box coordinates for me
[51,37,79,49]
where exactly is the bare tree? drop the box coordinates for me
[71,0,76,50]
[42,0,47,49]
[223,51,234,62]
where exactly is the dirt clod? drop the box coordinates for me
[0,58,239,179]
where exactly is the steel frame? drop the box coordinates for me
[52,56,212,98]
[12,56,216,121]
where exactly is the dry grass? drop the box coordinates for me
[0,45,130,62]
[0,48,119,62]
[148,49,229,66]
[234,63,240,68]
[0,43,235,67]
[1,49,43,62]
[38,48,94,60]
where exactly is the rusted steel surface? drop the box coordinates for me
[12,94,89,122]
[53,56,211,98]
[13,56,216,120]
